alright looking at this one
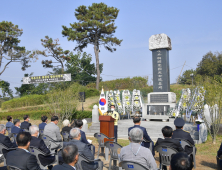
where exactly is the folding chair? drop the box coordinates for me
[175,138,196,169]
[61,131,70,142]
[7,166,22,170]
[155,145,178,170]
[120,161,149,170]
[104,141,122,170]
[6,127,12,138]
[94,133,115,159]
[29,146,59,170]
[217,155,222,170]
[143,139,153,153]
[75,154,103,170]
[42,134,63,153]
[0,143,16,166]
[21,128,29,132]
[11,133,17,143]
[39,129,44,139]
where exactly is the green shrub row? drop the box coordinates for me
[86,77,148,90]
[72,110,92,119]
[1,95,47,110]
[1,87,99,110]
[0,110,52,120]
[0,110,92,121]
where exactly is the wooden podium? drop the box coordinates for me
[99,116,115,142]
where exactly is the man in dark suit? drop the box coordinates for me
[29,125,55,169]
[155,126,184,170]
[64,128,103,170]
[11,119,23,134]
[21,115,32,130]
[172,118,195,155]
[128,116,154,156]
[155,126,184,152]
[6,132,41,170]
[52,144,79,170]
[0,124,17,158]
[75,119,95,155]
[39,116,48,130]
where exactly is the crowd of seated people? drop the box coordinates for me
[0,115,219,170]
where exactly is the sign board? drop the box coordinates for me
[22,73,71,84]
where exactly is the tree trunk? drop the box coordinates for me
[212,134,216,144]
[94,44,100,90]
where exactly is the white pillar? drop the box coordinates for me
[92,105,99,123]
[81,119,88,132]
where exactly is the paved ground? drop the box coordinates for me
[87,119,194,141]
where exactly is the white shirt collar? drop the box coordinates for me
[21,148,29,153]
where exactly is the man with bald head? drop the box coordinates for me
[64,128,103,170]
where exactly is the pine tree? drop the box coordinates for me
[62,3,122,89]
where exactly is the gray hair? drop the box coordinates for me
[29,125,39,135]
[70,128,80,139]
[129,127,143,143]
[63,119,70,127]
[0,124,6,132]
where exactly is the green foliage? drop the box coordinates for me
[66,51,103,85]
[15,73,49,97]
[0,21,35,75]
[196,51,222,76]
[2,95,47,110]
[0,80,13,98]
[72,110,92,119]
[178,69,196,85]
[62,2,122,89]
[180,51,222,85]
[86,77,148,90]
[139,87,153,97]
[0,110,51,120]
[37,36,71,73]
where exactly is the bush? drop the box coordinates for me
[1,95,47,110]
[0,110,51,120]
[72,110,92,119]
[87,77,148,90]
[139,87,153,97]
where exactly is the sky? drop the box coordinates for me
[0,0,222,95]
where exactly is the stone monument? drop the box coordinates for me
[142,33,176,121]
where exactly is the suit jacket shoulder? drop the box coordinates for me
[52,164,74,170]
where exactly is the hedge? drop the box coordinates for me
[86,77,148,90]
[1,95,47,110]
[0,110,92,121]
[0,110,52,120]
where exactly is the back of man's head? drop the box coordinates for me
[51,116,59,122]
[16,132,32,146]
[70,128,80,139]
[13,119,20,126]
[133,116,141,124]
[7,116,12,122]
[129,127,143,143]
[63,119,70,127]
[41,116,47,122]
[170,152,193,170]
[75,119,83,128]
[162,126,173,137]
[29,125,39,135]
[23,115,29,121]
[62,144,78,165]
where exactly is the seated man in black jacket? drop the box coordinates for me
[29,125,55,169]
[155,126,184,170]
[6,132,41,170]
[0,124,17,157]
[52,144,79,170]
[155,126,184,152]
[20,115,32,131]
